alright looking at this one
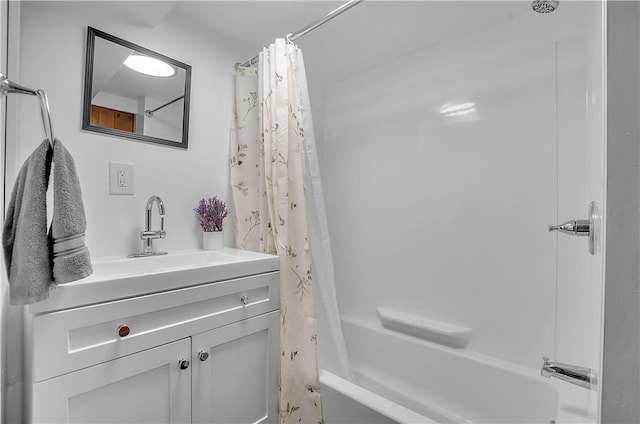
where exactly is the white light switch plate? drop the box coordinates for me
[109,162,134,195]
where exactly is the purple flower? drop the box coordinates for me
[194,196,229,232]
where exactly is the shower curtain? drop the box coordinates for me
[230,38,350,423]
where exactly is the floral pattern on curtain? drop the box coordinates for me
[230,39,322,424]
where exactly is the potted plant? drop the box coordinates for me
[194,196,229,250]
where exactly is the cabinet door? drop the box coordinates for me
[192,311,279,424]
[32,339,191,424]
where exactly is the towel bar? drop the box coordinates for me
[0,73,55,145]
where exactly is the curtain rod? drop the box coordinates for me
[144,95,185,118]
[234,0,364,70]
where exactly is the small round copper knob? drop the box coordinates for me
[240,295,249,306]
[117,324,130,338]
[179,359,190,370]
[198,351,209,361]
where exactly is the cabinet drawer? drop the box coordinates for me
[30,272,279,383]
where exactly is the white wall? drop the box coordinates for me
[312,2,593,370]
[10,2,244,259]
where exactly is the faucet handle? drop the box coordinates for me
[141,230,166,240]
[160,216,165,232]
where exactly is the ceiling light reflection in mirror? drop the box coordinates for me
[124,54,176,78]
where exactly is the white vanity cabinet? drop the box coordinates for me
[24,249,280,424]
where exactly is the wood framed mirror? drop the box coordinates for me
[83,27,192,149]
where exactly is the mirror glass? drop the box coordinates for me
[83,27,191,148]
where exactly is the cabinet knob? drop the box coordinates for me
[117,324,130,338]
[178,359,190,370]
[198,351,209,361]
[240,295,249,306]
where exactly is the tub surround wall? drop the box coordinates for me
[316,2,590,369]
[11,2,249,258]
[306,2,607,421]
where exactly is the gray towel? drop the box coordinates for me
[3,140,53,304]
[2,138,93,305]
[49,139,92,285]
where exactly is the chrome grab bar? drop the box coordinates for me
[540,357,597,391]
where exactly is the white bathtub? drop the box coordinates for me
[321,316,558,423]
[321,369,433,424]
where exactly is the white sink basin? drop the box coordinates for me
[92,250,247,277]
[29,248,279,314]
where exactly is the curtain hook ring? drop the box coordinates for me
[286,33,293,44]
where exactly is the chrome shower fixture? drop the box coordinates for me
[531,0,559,13]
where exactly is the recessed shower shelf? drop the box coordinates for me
[377,307,472,349]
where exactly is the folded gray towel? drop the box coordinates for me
[2,140,53,305]
[49,139,92,284]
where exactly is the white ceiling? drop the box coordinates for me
[175,0,532,80]
[92,1,587,93]
[173,1,536,83]
[175,1,346,48]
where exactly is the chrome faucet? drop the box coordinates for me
[541,357,597,390]
[128,195,167,258]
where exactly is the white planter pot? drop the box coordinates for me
[202,231,224,250]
